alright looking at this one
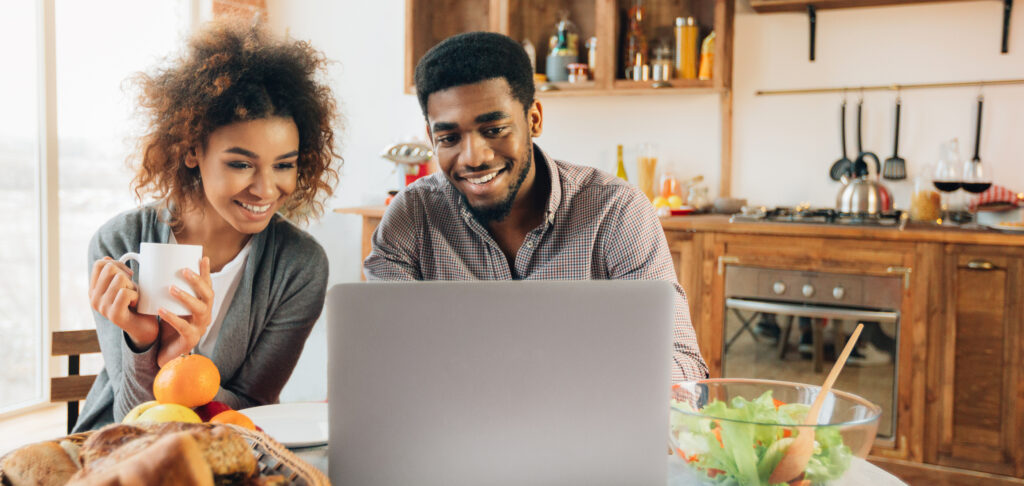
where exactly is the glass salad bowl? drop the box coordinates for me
[669,378,881,485]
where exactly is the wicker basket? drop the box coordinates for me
[0,424,328,486]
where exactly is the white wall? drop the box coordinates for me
[733,2,1024,208]
[269,0,1024,400]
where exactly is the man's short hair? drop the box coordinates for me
[414,31,535,117]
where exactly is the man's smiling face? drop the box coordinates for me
[426,77,541,223]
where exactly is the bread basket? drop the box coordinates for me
[0,424,328,486]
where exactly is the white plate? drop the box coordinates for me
[986,223,1024,233]
[239,402,328,448]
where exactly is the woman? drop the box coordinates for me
[76,20,340,432]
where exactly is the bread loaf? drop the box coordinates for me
[66,432,213,486]
[0,441,79,486]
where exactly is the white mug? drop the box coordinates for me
[118,242,203,316]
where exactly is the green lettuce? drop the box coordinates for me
[670,390,854,485]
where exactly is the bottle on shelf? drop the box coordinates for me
[615,144,628,181]
[522,39,537,73]
[586,36,598,79]
[674,17,698,80]
[623,2,648,80]
[698,31,715,81]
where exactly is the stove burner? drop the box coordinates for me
[731,207,904,226]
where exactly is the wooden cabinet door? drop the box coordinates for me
[933,246,1024,477]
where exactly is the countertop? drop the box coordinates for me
[334,207,1024,246]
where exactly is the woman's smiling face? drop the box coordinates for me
[188,116,300,235]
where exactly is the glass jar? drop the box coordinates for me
[567,63,589,83]
[636,143,658,201]
[910,175,941,223]
[545,11,579,82]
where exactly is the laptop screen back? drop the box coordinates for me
[327,280,674,486]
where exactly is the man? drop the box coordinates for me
[364,32,708,382]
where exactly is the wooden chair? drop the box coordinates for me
[51,330,100,434]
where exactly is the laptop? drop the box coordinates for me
[327,280,674,486]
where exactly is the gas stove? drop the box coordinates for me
[729,206,906,227]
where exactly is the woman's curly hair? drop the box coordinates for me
[130,19,341,225]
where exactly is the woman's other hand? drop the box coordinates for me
[89,257,159,349]
[156,257,213,366]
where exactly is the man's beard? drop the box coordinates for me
[463,148,532,225]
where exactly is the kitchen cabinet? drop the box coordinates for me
[404,0,734,96]
[925,245,1024,477]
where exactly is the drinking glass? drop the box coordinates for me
[963,159,992,220]
[962,160,993,196]
[931,156,961,224]
[636,143,658,201]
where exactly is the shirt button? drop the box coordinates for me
[525,241,534,248]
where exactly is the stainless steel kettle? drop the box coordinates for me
[836,152,893,215]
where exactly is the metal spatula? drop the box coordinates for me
[883,98,907,180]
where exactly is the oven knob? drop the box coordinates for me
[802,284,815,297]
[772,282,787,295]
[833,286,846,300]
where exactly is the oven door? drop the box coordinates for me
[722,298,900,441]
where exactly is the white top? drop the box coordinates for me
[169,233,252,357]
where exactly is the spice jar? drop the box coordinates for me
[567,63,589,83]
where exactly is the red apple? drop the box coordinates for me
[195,401,232,422]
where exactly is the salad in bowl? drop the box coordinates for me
[669,378,881,485]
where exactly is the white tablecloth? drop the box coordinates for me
[294,447,906,485]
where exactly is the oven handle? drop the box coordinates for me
[726,298,899,323]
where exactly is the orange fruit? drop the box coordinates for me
[209,410,256,430]
[153,354,220,408]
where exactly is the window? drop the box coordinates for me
[0,0,192,415]
[0,1,42,412]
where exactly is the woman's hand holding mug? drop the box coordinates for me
[89,257,159,349]
[89,243,211,363]
[157,257,213,366]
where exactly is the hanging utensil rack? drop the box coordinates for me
[755,78,1024,96]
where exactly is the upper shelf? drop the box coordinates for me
[749,0,979,13]
[405,0,734,97]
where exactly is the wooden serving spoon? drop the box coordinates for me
[768,323,864,484]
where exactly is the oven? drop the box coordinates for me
[722,266,902,441]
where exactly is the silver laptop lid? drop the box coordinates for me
[328,280,674,486]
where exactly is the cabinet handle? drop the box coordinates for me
[966,260,996,270]
[718,256,740,276]
[886,266,912,290]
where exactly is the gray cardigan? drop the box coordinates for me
[74,206,328,432]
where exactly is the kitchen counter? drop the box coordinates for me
[662,214,1024,246]
[336,207,1024,246]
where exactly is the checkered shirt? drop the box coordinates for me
[364,144,709,382]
